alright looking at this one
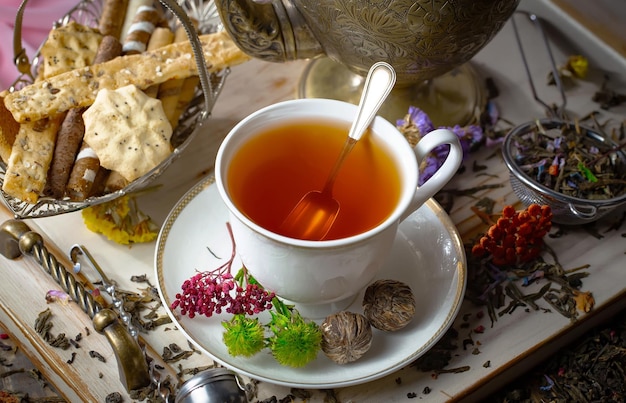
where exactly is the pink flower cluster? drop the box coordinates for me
[171,222,275,318]
[396,106,484,185]
[171,270,275,318]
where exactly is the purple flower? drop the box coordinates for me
[485,136,504,148]
[442,124,483,156]
[540,375,555,391]
[419,154,443,185]
[554,137,563,148]
[483,101,504,147]
[396,106,435,135]
[46,289,71,305]
[397,106,483,185]
[465,124,484,147]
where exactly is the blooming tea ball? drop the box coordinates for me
[321,311,372,364]
[363,279,416,331]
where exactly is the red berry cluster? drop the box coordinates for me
[171,271,275,318]
[471,204,553,266]
[170,222,275,318]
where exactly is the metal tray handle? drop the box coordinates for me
[0,219,151,392]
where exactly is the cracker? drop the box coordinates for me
[156,24,189,126]
[2,115,64,203]
[39,21,103,79]
[143,26,175,97]
[0,95,20,163]
[82,84,172,182]
[47,36,123,199]
[4,30,250,123]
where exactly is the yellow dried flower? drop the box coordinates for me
[566,55,588,79]
[82,196,159,245]
[573,290,595,313]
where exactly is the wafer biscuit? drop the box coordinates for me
[104,171,128,192]
[45,108,85,198]
[120,0,152,41]
[122,4,164,55]
[92,35,124,65]
[170,75,200,131]
[66,144,101,200]
[4,30,250,123]
[89,167,111,197]
[99,0,130,38]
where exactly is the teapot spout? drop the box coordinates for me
[215,0,323,62]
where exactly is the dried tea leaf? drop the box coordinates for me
[363,279,415,331]
[321,311,372,365]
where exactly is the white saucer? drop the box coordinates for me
[155,176,466,388]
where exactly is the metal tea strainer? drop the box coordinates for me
[501,11,626,225]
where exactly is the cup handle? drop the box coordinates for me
[401,128,463,221]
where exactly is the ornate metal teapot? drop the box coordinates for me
[215,0,519,87]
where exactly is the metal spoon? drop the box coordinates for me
[279,62,396,240]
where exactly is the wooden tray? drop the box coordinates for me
[1,0,625,400]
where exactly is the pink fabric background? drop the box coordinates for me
[0,0,76,90]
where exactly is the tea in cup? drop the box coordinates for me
[215,99,462,317]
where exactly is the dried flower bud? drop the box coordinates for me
[363,279,416,331]
[321,311,372,365]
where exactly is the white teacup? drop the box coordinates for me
[215,99,462,318]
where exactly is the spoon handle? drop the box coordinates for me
[348,61,396,141]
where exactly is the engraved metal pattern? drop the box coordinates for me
[217,0,519,85]
[215,0,287,61]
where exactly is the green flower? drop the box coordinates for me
[222,314,265,357]
[268,310,321,367]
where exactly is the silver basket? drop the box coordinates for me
[502,119,626,225]
[502,12,626,225]
[1,0,228,218]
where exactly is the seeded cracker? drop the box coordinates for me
[2,115,64,203]
[83,85,172,182]
[4,30,250,123]
[39,21,103,79]
[0,95,20,163]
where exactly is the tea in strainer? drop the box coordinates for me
[502,12,626,225]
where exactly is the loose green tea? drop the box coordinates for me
[511,120,626,200]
